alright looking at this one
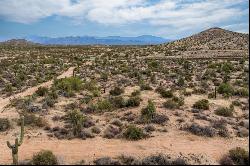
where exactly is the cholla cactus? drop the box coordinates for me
[7,116,24,165]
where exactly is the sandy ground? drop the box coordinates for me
[0,130,248,164]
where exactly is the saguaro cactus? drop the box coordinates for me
[7,116,24,165]
[214,87,217,99]
[73,68,77,77]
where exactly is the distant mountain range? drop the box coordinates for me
[21,35,170,45]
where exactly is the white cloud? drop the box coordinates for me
[0,0,248,35]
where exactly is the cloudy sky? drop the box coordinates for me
[0,0,249,39]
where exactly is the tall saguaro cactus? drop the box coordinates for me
[7,116,24,165]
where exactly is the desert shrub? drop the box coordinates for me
[32,150,58,165]
[141,100,156,122]
[48,88,58,100]
[95,99,113,112]
[80,95,93,104]
[103,125,121,139]
[140,83,153,91]
[221,62,233,73]
[234,88,249,97]
[219,155,234,165]
[163,100,179,110]
[151,114,169,124]
[109,96,126,108]
[155,86,173,98]
[126,96,141,107]
[83,117,95,128]
[111,119,123,127]
[185,123,216,137]
[217,83,234,96]
[4,84,13,93]
[131,90,141,96]
[208,92,215,99]
[177,77,185,87]
[91,126,101,134]
[232,100,242,107]
[141,154,172,165]
[21,114,48,127]
[66,110,85,136]
[42,97,56,108]
[192,99,209,110]
[229,147,249,165]
[215,107,233,117]
[36,87,48,96]
[183,90,192,96]
[172,96,184,106]
[109,86,124,96]
[144,125,156,132]
[123,125,145,140]
[54,77,83,96]
[0,118,10,132]
[94,157,120,165]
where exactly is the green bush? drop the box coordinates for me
[109,86,124,96]
[232,100,242,107]
[177,77,185,87]
[110,96,126,108]
[131,90,141,96]
[66,110,85,136]
[0,118,10,132]
[163,96,184,110]
[229,147,249,165]
[156,87,173,98]
[234,88,249,97]
[21,114,48,127]
[32,150,58,165]
[54,77,83,95]
[172,96,184,106]
[217,83,234,96]
[163,100,179,110]
[123,125,145,141]
[215,107,233,117]
[95,99,113,112]
[140,83,153,91]
[126,96,141,107]
[141,100,156,122]
[36,87,48,96]
[193,99,209,110]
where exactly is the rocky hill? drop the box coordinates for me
[0,39,39,46]
[163,27,249,51]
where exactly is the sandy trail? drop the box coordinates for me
[0,67,75,112]
[0,131,248,164]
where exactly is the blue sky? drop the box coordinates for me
[0,0,249,40]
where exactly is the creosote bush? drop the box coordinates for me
[141,100,156,122]
[229,147,249,165]
[126,96,141,107]
[66,110,85,136]
[215,107,233,117]
[32,150,58,165]
[109,86,124,96]
[192,99,209,110]
[217,83,234,96]
[36,87,48,96]
[156,86,174,98]
[21,113,48,127]
[53,77,83,96]
[0,118,10,132]
[123,125,145,140]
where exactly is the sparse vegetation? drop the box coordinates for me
[193,99,209,110]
